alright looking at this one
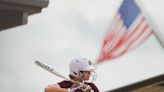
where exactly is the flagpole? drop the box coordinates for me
[135,0,164,50]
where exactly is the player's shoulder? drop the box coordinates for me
[59,80,73,84]
[85,82,96,86]
[57,80,73,88]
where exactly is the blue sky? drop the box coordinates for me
[0,0,164,91]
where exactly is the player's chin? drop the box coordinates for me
[85,77,90,80]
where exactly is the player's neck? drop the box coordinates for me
[73,78,83,83]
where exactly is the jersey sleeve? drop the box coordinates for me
[57,80,73,88]
[87,83,99,92]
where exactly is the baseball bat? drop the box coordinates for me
[35,60,69,80]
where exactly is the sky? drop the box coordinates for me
[0,0,164,91]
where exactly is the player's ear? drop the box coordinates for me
[78,71,83,77]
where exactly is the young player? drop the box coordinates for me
[45,57,99,92]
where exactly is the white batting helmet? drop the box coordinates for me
[69,57,97,82]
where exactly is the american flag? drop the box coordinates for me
[97,0,153,63]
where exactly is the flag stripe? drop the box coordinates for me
[103,14,122,46]
[103,15,124,55]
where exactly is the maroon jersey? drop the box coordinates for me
[57,80,99,92]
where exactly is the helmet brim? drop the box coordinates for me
[82,66,95,71]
